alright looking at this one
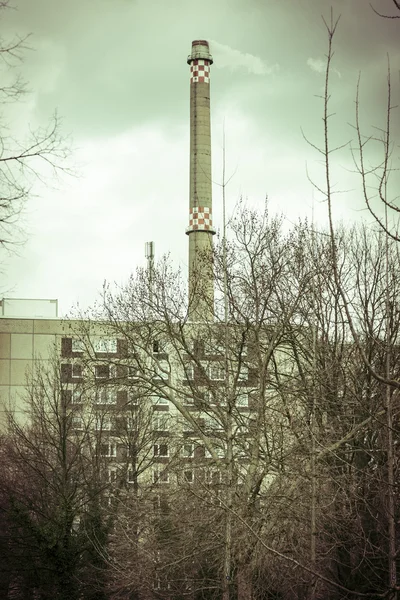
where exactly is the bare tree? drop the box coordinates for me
[304,11,400,598]
[370,0,400,19]
[56,205,400,600]
[69,204,349,599]
[0,358,112,600]
[0,1,71,253]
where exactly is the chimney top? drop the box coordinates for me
[187,39,213,65]
[192,39,209,47]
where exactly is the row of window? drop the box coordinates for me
[152,443,225,459]
[63,361,248,383]
[72,413,253,433]
[72,415,148,431]
[65,362,168,381]
[98,442,226,461]
[152,468,221,485]
[69,388,169,406]
[72,338,117,353]
[106,467,222,486]
[200,390,249,406]
[69,338,164,355]
[152,413,252,432]
[68,337,247,358]
[68,387,250,408]
[72,412,251,433]
[184,363,249,381]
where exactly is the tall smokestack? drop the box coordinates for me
[186,40,215,322]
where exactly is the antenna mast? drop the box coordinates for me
[145,241,154,305]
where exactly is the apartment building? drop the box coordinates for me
[59,317,256,492]
[0,297,256,495]
[0,298,71,425]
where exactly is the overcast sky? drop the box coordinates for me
[1,0,400,316]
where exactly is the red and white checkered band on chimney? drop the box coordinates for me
[186,206,216,233]
[190,59,210,84]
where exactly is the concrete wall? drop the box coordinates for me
[0,298,58,318]
[0,318,74,426]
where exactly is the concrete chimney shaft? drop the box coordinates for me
[186,40,215,322]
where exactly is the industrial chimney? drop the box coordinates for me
[186,40,215,322]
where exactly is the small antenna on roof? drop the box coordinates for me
[145,241,155,304]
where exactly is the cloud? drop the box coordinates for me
[210,41,278,75]
[307,57,325,73]
[307,57,341,78]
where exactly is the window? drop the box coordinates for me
[72,338,84,353]
[61,338,72,357]
[101,443,116,457]
[104,417,113,430]
[128,365,139,379]
[234,442,249,460]
[72,416,83,430]
[236,413,250,433]
[152,340,160,354]
[183,418,195,433]
[183,443,194,458]
[105,494,117,508]
[152,395,168,406]
[205,446,224,459]
[95,388,117,404]
[93,338,117,353]
[153,469,169,484]
[205,340,227,356]
[127,416,137,431]
[127,443,137,458]
[184,395,194,405]
[96,416,112,431]
[203,390,212,404]
[206,469,221,485]
[154,443,169,457]
[238,366,248,381]
[238,343,247,357]
[184,470,194,483]
[203,414,223,431]
[153,578,171,591]
[108,468,117,482]
[154,360,169,381]
[60,363,70,382]
[127,470,136,483]
[71,363,82,379]
[152,415,169,431]
[72,387,83,404]
[237,392,249,407]
[184,363,194,381]
[205,390,226,406]
[95,365,109,379]
[184,339,195,354]
[153,494,169,512]
[128,390,139,405]
[209,363,225,381]
[215,446,225,458]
